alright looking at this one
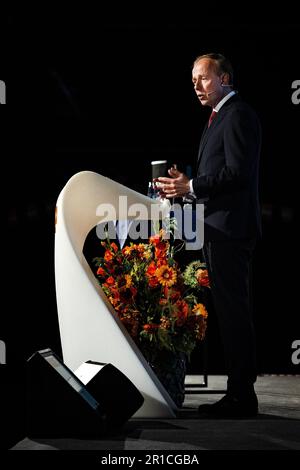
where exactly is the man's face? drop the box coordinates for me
[192,59,224,107]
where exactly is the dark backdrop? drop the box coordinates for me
[2,13,299,379]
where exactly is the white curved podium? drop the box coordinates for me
[55,171,176,418]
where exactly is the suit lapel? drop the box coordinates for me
[197,95,240,168]
[198,123,209,156]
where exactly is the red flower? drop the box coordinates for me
[196,269,210,287]
[104,250,114,262]
[106,276,115,286]
[174,300,189,326]
[96,267,106,276]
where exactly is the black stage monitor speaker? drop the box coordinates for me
[74,361,144,429]
[26,349,107,438]
[26,349,144,438]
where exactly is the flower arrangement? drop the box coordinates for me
[93,224,209,365]
[183,260,210,290]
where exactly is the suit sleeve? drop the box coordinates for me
[192,107,261,199]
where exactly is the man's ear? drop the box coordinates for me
[221,72,230,85]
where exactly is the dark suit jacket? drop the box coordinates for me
[192,94,262,241]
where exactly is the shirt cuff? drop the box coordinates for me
[189,179,196,196]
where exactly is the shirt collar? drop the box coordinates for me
[213,90,236,112]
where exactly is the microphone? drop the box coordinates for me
[206,84,233,96]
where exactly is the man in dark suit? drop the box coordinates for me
[156,53,261,418]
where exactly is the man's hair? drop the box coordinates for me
[193,53,234,84]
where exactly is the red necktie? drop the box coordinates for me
[208,110,217,127]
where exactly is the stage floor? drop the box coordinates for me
[10,375,300,451]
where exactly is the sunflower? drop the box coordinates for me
[156,264,177,287]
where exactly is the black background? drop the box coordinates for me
[2,10,299,378]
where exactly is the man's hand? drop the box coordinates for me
[154,167,190,198]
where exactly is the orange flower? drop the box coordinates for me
[106,276,115,285]
[122,246,132,256]
[143,323,159,332]
[149,233,160,245]
[96,267,106,276]
[108,295,120,309]
[146,261,157,277]
[137,244,151,259]
[143,324,152,331]
[156,265,177,287]
[110,242,118,253]
[192,303,208,319]
[122,244,138,256]
[124,274,132,288]
[104,250,114,262]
